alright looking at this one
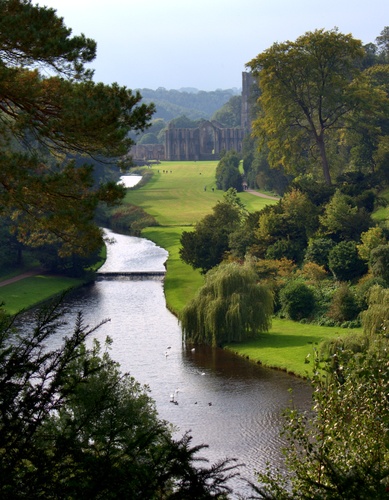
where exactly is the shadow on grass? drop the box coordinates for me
[236,332,324,349]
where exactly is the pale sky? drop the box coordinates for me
[37,0,387,91]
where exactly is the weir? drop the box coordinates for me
[96,271,165,277]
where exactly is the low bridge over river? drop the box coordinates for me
[96,271,165,278]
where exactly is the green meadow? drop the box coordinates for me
[0,275,85,315]
[227,319,363,378]
[129,161,275,312]
[0,160,364,376]
[126,161,271,226]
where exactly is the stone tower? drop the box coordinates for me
[241,71,256,132]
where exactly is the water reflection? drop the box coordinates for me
[118,174,142,188]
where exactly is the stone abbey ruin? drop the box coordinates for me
[130,72,255,163]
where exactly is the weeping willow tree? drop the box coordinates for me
[181,262,273,346]
[361,285,389,336]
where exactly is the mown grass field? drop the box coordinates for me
[125,161,273,226]
[0,275,85,315]
[227,319,364,378]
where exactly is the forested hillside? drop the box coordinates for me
[137,86,239,121]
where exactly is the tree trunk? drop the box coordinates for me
[317,135,332,186]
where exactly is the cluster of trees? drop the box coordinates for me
[244,27,389,194]
[181,27,389,334]
[211,95,242,127]
[137,86,239,121]
[215,150,243,192]
[179,31,389,498]
[181,176,389,334]
[180,29,389,495]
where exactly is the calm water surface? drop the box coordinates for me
[48,229,311,496]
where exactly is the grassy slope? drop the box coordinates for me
[125,161,271,226]
[0,275,85,315]
[0,242,106,315]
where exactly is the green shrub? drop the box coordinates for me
[265,239,305,263]
[279,280,316,321]
[328,241,368,281]
[355,275,387,310]
[304,237,335,270]
[108,205,158,235]
[369,244,389,284]
[327,284,361,323]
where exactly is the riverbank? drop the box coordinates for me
[124,161,364,378]
[0,161,363,377]
[0,273,87,315]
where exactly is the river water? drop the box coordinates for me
[48,225,311,497]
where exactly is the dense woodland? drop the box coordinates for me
[181,27,389,340]
[1,0,389,497]
[180,28,389,497]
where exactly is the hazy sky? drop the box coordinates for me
[37,0,386,91]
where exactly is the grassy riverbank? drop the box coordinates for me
[0,160,364,377]
[226,319,363,378]
[0,244,106,315]
[0,275,86,315]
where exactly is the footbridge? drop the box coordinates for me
[96,271,165,278]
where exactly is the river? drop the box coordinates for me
[48,223,311,497]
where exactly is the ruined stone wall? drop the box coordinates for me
[130,73,255,162]
[241,71,256,132]
[129,144,165,162]
[165,121,245,161]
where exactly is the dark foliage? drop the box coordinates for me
[0,299,240,498]
[279,280,316,320]
[329,241,368,281]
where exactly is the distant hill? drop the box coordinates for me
[137,87,240,121]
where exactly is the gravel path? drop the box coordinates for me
[246,189,279,201]
[0,270,44,288]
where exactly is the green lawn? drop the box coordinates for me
[226,319,364,378]
[125,161,274,226]
[0,275,85,315]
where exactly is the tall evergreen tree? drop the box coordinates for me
[0,0,155,258]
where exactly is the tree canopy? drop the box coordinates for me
[215,149,243,192]
[247,28,387,185]
[181,262,273,346]
[179,190,245,273]
[0,0,155,258]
